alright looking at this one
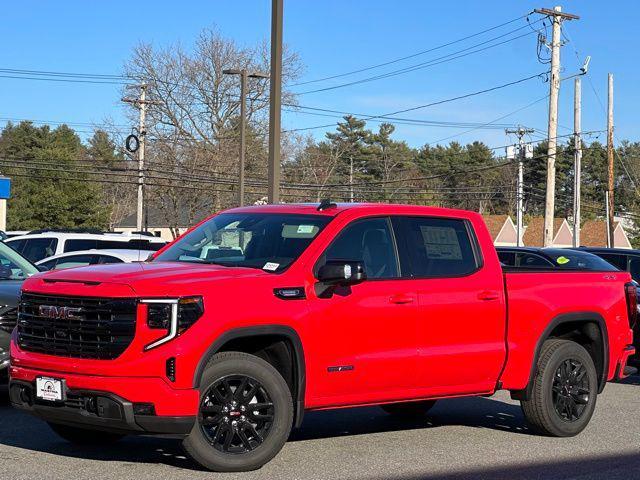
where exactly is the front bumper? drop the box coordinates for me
[9,365,199,436]
[10,380,195,436]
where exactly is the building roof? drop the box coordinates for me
[579,220,626,247]
[482,215,510,240]
[522,216,566,247]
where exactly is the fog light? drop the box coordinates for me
[133,402,156,416]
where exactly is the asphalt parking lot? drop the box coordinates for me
[0,376,638,480]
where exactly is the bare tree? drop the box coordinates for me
[122,27,303,229]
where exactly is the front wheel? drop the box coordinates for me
[521,339,598,437]
[183,352,293,472]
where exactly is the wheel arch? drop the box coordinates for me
[511,312,609,401]
[193,325,306,428]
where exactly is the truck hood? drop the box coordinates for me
[23,261,271,297]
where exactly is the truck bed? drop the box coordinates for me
[499,269,633,391]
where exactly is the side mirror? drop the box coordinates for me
[36,264,50,272]
[316,260,366,286]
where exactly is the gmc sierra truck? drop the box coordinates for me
[9,203,637,472]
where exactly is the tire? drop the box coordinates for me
[381,400,437,417]
[521,339,598,437]
[48,423,124,445]
[183,352,293,472]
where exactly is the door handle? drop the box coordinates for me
[389,294,415,305]
[477,291,500,301]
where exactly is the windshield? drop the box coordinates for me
[544,249,619,271]
[154,213,332,272]
[0,241,39,280]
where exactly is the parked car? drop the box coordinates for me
[5,230,166,263]
[571,247,640,282]
[36,249,156,271]
[0,241,38,380]
[9,203,636,472]
[496,246,621,271]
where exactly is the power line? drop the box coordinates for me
[291,12,533,87]
[294,27,540,95]
[284,72,547,133]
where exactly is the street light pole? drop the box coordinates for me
[268,0,283,204]
[223,69,268,206]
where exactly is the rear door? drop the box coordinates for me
[393,215,507,395]
[305,216,420,404]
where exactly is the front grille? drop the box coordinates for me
[0,305,18,333]
[17,293,137,360]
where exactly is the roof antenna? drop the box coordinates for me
[317,198,337,211]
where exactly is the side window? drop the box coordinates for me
[38,259,57,271]
[20,238,58,262]
[97,255,124,264]
[320,217,399,279]
[628,257,640,282]
[397,217,479,277]
[6,239,25,254]
[598,253,628,271]
[497,251,516,266]
[64,239,97,252]
[53,254,96,270]
[517,253,554,268]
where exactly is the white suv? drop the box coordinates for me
[5,231,167,263]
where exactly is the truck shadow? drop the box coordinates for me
[361,452,640,480]
[290,395,529,442]
[0,391,528,471]
[615,372,640,386]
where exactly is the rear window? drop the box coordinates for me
[544,250,619,271]
[397,217,479,277]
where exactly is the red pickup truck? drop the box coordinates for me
[9,203,637,472]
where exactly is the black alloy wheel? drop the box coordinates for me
[552,359,590,422]
[199,374,275,454]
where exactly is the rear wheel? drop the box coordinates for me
[381,400,437,417]
[521,339,598,437]
[48,423,124,445]
[183,352,293,472]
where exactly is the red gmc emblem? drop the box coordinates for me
[38,305,83,320]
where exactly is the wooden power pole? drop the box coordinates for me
[267,0,283,204]
[573,77,582,247]
[535,6,579,246]
[607,73,615,247]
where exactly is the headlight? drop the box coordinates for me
[142,297,204,350]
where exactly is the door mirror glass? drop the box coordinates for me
[316,260,366,286]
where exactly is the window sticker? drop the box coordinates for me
[263,262,280,271]
[297,224,315,234]
[419,226,463,260]
[556,256,570,265]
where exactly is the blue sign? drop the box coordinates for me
[0,177,10,199]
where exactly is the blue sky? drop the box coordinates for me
[1,0,636,150]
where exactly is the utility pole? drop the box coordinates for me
[122,84,159,232]
[223,69,269,206]
[506,127,535,246]
[573,77,582,247]
[607,73,615,247]
[535,6,580,246]
[267,0,283,203]
[605,191,612,247]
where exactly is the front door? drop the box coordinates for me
[305,216,420,406]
